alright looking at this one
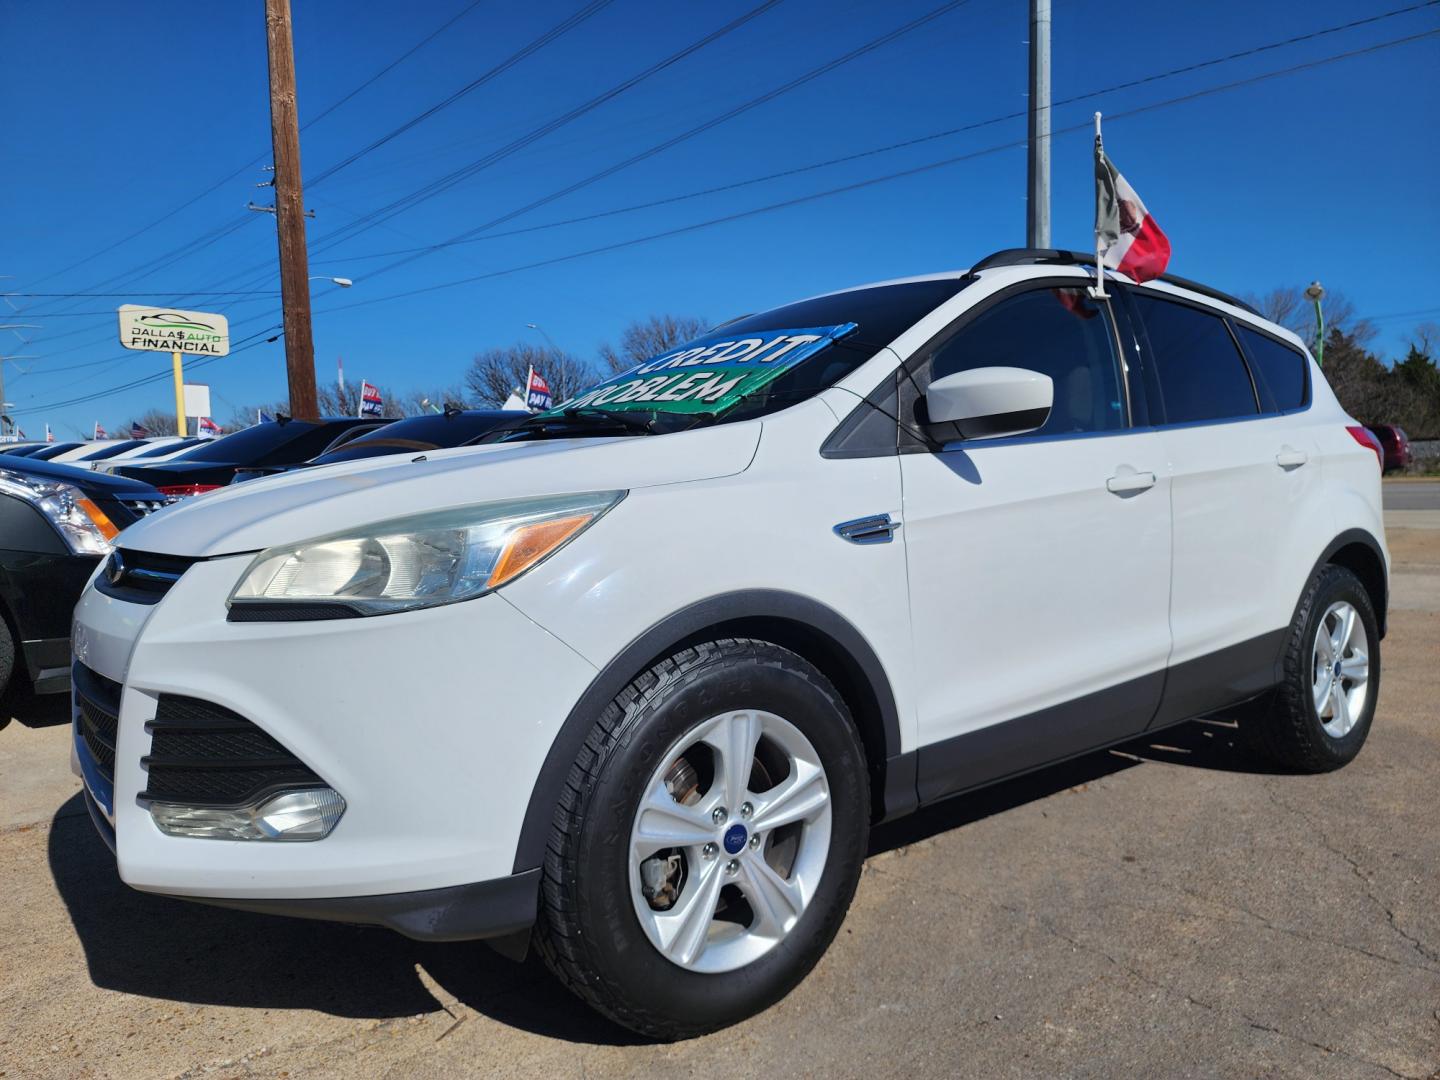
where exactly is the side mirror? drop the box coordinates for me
[925,366,1053,440]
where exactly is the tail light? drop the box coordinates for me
[158,484,222,497]
[1345,426,1382,469]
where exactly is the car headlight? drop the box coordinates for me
[0,468,119,555]
[228,490,625,618]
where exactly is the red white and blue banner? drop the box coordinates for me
[130,422,149,438]
[197,416,221,438]
[526,368,553,411]
[359,381,384,418]
[93,422,107,439]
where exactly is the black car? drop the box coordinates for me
[229,409,530,483]
[6,441,84,460]
[115,417,386,495]
[0,456,171,699]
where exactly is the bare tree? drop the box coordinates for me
[315,380,404,418]
[465,343,597,408]
[598,314,709,374]
[228,400,290,430]
[1239,286,1376,348]
[399,385,471,415]
[113,407,179,437]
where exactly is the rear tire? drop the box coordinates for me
[1243,564,1380,772]
[533,638,869,1040]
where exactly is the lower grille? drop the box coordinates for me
[143,695,324,807]
[73,663,122,786]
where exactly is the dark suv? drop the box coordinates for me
[0,456,170,699]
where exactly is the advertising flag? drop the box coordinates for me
[259,410,275,424]
[526,368,553,411]
[45,424,54,443]
[197,416,221,438]
[130,422,149,439]
[93,422,107,440]
[359,381,384,418]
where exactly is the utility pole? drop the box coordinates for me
[1026,0,1051,248]
[264,0,319,420]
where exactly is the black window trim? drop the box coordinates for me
[1228,314,1313,416]
[1121,283,1310,431]
[821,275,1148,458]
[911,276,1139,452]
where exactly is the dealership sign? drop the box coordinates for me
[547,323,858,417]
[117,305,230,356]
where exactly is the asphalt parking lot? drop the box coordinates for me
[2,485,1437,1079]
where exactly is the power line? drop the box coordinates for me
[302,0,616,189]
[319,0,1436,269]
[12,0,493,301]
[18,23,1439,415]
[351,0,981,283]
[244,0,790,271]
[311,28,1440,317]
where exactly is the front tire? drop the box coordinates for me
[1244,564,1380,771]
[534,638,869,1040]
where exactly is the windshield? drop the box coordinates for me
[311,411,524,463]
[28,442,84,460]
[135,438,202,458]
[78,439,147,461]
[506,278,966,441]
[170,421,356,464]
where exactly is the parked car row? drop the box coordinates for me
[0,410,528,701]
[58,250,1389,1040]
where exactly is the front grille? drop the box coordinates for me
[118,496,173,519]
[73,662,122,786]
[94,548,198,605]
[143,694,324,807]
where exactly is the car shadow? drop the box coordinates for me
[48,717,1282,1043]
[45,796,645,1045]
[869,715,1285,856]
[3,685,70,729]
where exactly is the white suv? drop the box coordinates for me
[71,250,1387,1038]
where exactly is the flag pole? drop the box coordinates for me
[1092,112,1107,299]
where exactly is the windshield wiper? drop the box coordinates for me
[560,407,657,434]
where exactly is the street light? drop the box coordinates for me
[525,322,560,353]
[1305,281,1325,367]
[309,276,353,288]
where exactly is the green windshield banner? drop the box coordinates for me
[542,322,859,417]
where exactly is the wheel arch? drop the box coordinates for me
[512,590,910,875]
[1316,529,1389,638]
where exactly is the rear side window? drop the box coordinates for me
[1134,295,1257,424]
[1236,326,1307,411]
[929,286,1125,436]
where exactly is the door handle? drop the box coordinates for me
[1276,447,1308,469]
[834,513,900,544]
[1106,469,1157,496]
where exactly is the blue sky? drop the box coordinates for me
[3,0,1437,435]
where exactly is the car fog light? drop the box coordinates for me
[149,787,346,841]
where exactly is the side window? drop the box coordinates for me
[1133,295,1258,424]
[928,286,1125,436]
[1236,325,1308,411]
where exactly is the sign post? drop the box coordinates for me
[117,306,229,437]
[172,352,187,435]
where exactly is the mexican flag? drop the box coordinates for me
[1095,144,1170,283]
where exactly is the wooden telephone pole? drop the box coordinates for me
[264,0,318,420]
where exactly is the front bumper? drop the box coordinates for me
[70,552,597,930]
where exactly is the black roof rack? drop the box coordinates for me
[969,248,1260,317]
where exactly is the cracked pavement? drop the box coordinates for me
[1,510,1437,1079]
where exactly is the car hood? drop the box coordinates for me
[115,424,762,557]
[0,454,163,498]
